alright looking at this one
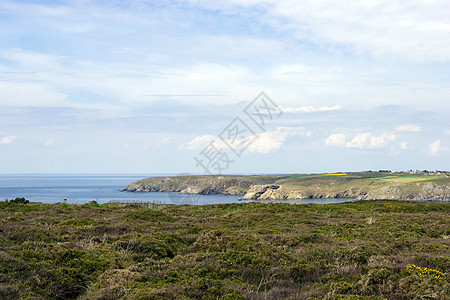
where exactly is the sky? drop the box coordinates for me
[0,0,449,174]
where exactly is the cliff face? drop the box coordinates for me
[356,182,450,201]
[123,174,450,201]
[241,185,366,200]
[241,182,450,201]
[241,185,283,200]
[123,177,252,196]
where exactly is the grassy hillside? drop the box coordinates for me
[0,200,449,299]
[134,172,449,191]
[125,172,450,200]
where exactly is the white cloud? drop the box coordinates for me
[0,48,262,108]
[186,0,450,62]
[429,139,443,155]
[399,141,409,150]
[445,130,450,135]
[247,131,288,154]
[158,137,171,146]
[270,64,344,83]
[142,136,173,149]
[275,127,313,137]
[179,135,218,150]
[282,105,341,113]
[181,127,300,154]
[0,136,17,144]
[346,133,372,149]
[325,133,347,147]
[325,132,397,150]
[180,130,288,154]
[45,139,54,146]
[0,81,67,107]
[367,133,397,149]
[4,49,64,69]
[395,124,422,132]
[0,1,75,17]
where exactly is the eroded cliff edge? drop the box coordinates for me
[123,172,450,201]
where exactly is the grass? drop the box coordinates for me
[0,200,449,299]
[132,172,450,197]
[375,175,440,184]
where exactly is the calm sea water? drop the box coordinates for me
[0,174,354,205]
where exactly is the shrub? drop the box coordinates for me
[123,209,175,222]
[10,197,30,204]
[1,201,449,299]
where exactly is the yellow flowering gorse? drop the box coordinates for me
[405,265,447,280]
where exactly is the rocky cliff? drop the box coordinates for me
[123,176,252,196]
[356,182,450,201]
[241,185,367,200]
[123,173,450,201]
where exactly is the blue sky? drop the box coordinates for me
[0,0,449,174]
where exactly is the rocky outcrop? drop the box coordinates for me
[123,175,450,202]
[242,185,283,200]
[241,185,367,200]
[242,182,450,201]
[357,182,450,201]
[123,177,252,196]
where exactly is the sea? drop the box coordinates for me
[0,174,354,205]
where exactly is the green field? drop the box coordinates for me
[0,200,449,299]
[375,175,440,184]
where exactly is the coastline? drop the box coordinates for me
[123,172,450,202]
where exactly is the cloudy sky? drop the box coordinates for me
[0,0,449,174]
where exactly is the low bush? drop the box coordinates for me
[9,197,29,204]
[0,201,448,299]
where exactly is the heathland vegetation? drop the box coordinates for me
[0,200,448,299]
